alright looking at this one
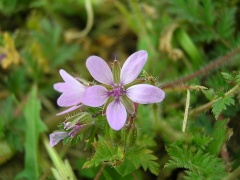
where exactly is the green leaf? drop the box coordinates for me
[212,95,235,119]
[192,134,212,151]
[16,87,47,180]
[202,88,215,100]
[201,0,215,26]
[115,146,159,176]
[207,119,228,155]
[216,7,236,39]
[82,136,124,169]
[221,72,234,82]
[235,73,240,84]
[165,145,227,179]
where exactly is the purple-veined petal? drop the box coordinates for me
[86,56,113,85]
[120,50,148,85]
[49,131,68,147]
[126,84,165,104]
[59,69,85,89]
[106,101,127,131]
[56,105,82,116]
[57,89,83,107]
[81,85,109,107]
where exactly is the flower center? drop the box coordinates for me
[110,85,125,99]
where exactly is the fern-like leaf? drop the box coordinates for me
[212,95,235,119]
[216,7,236,39]
[82,136,124,168]
[165,145,227,179]
[115,146,159,176]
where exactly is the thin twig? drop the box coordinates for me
[182,89,190,132]
[223,165,240,180]
[94,163,106,180]
[161,48,240,89]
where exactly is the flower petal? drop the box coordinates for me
[54,69,86,107]
[126,84,165,104]
[106,101,127,130]
[86,56,113,85]
[54,82,70,93]
[56,105,82,116]
[59,69,85,89]
[120,50,148,85]
[57,89,83,107]
[49,131,68,147]
[81,85,109,107]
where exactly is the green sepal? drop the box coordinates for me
[102,96,115,114]
[102,84,113,91]
[124,78,145,89]
[120,94,135,114]
[112,60,121,85]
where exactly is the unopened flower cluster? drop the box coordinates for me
[50,50,165,147]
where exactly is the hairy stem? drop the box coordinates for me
[161,48,240,89]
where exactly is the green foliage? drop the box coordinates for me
[115,146,159,176]
[1,0,240,179]
[83,136,124,168]
[30,19,79,68]
[207,119,229,155]
[83,136,159,177]
[212,95,235,119]
[0,95,25,151]
[16,87,47,180]
[43,135,77,180]
[165,144,227,180]
[216,7,236,39]
[0,0,31,15]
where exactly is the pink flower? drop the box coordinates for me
[54,69,87,115]
[81,50,165,130]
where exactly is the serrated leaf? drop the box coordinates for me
[165,145,227,179]
[216,8,236,39]
[115,146,159,176]
[192,134,212,151]
[235,73,240,84]
[82,136,124,169]
[212,95,235,119]
[221,72,234,82]
[202,88,215,100]
[207,119,228,155]
[201,0,215,26]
